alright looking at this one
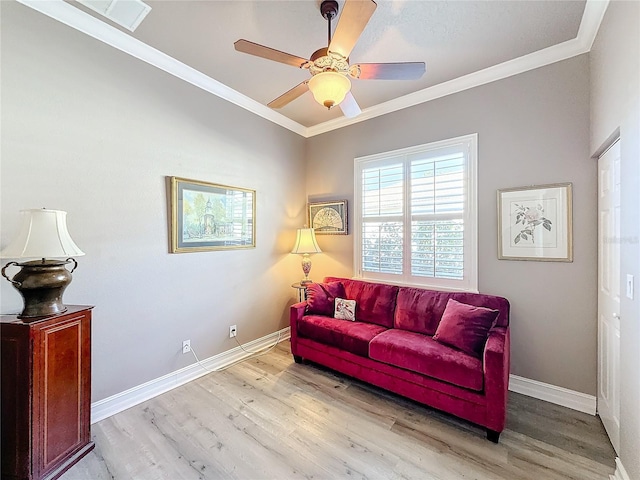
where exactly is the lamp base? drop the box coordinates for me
[2,259,76,319]
[300,254,313,285]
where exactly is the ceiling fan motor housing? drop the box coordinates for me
[320,0,339,20]
[309,47,350,76]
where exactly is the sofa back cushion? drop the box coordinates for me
[306,281,346,316]
[394,287,510,335]
[324,277,398,328]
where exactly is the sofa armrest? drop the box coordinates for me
[289,301,307,355]
[483,326,510,432]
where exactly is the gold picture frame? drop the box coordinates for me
[497,183,573,262]
[170,176,255,253]
[308,200,348,235]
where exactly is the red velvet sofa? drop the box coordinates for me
[289,277,510,442]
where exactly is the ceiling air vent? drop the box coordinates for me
[77,0,151,32]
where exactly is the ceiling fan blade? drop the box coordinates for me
[329,0,377,59]
[234,39,310,68]
[350,62,426,80]
[268,81,309,109]
[339,92,362,118]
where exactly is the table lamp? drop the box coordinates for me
[291,228,322,285]
[1,209,85,319]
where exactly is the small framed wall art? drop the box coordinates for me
[497,183,573,262]
[308,200,348,235]
[170,177,255,253]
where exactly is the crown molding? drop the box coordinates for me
[577,0,610,51]
[305,0,610,137]
[16,0,307,137]
[17,0,608,139]
[306,38,584,137]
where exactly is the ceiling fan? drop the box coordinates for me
[234,0,426,118]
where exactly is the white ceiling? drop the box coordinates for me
[20,0,608,136]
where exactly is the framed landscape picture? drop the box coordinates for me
[170,177,255,253]
[497,183,572,262]
[308,200,348,235]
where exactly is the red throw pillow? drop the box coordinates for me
[306,281,346,316]
[432,299,499,358]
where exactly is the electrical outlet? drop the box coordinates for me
[229,325,237,338]
[182,339,191,354]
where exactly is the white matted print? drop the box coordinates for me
[497,183,573,262]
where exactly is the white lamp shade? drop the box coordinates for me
[0,209,85,259]
[291,228,322,255]
[308,71,351,109]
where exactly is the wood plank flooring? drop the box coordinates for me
[61,343,615,479]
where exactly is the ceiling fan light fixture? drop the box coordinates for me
[308,71,351,109]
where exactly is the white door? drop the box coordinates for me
[597,139,621,454]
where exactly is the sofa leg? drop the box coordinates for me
[293,355,303,364]
[486,429,500,443]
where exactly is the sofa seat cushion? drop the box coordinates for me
[368,329,483,391]
[297,315,388,358]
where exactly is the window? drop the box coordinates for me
[354,134,478,292]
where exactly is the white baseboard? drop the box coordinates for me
[91,327,290,424]
[93,335,599,423]
[611,457,631,480]
[509,374,597,415]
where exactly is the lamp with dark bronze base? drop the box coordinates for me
[1,209,84,320]
[2,258,78,319]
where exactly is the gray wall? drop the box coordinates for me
[2,3,629,462]
[0,2,306,402]
[306,55,596,395]
[590,0,640,476]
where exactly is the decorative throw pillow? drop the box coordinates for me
[334,298,357,321]
[305,281,346,316]
[432,299,499,357]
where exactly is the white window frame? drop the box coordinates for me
[354,134,478,292]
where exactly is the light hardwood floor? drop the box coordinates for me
[62,343,615,479]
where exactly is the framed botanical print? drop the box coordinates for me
[308,200,348,235]
[170,177,255,253]
[497,183,572,262]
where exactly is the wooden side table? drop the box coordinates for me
[1,305,94,480]
[291,282,310,302]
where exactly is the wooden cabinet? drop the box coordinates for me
[1,306,94,480]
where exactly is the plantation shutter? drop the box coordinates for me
[355,135,477,292]
[410,151,465,280]
[361,162,404,274]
